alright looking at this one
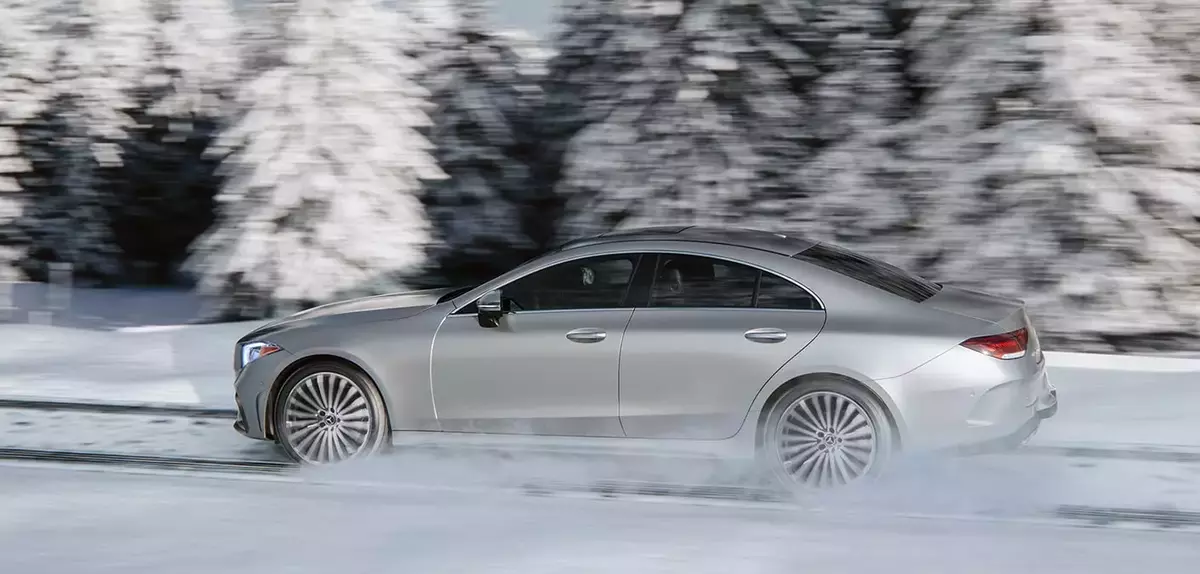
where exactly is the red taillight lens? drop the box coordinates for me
[961,327,1028,360]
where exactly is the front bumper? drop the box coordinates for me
[232,350,293,441]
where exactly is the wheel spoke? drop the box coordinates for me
[783,413,821,438]
[318,374,333,409]
[776,391,877,488]
[283,372,376,464]
[797,401,823,432]
[295,426,323,459]
[291,387,321,416]
[832,396,853,432]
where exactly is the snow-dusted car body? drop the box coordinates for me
[232,226,1058,489]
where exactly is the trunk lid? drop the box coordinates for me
[926,285,1044,365]
[923,284,1026,325]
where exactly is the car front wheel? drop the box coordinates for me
[273,362,390,465]
[760,380,894,490]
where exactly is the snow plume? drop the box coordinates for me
[184,0,444,320]
[420,0,551,284]
[15,0,152,284]
[555,0,818,240]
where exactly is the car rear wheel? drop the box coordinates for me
[760,380,894,490]
[273,362,390,465]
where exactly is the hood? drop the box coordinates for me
[298,288,456,319]
[255,287,457,332]
[238,287,462,345]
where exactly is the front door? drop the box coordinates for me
[430,253,644,437]
[618,253,826,440]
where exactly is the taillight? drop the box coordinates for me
[960,328,1028,360]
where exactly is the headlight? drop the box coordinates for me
[240,341,282,369]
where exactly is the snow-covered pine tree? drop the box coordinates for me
[407,0,459,39]
[419,0,551,284]
[17,0,152,285]
[555,0,818,240]
[115,0,241,284]
[544,0,638,145]
[904,0,1200,351]
[902,0,1101,340]
[0,117,31,280]
[239,0,298,75]
[1043,0,1200,348]
[1138,0,1200,92]
[755,0,913,262]
[184,0,445,319]
[535,0,638,246]
[140,0,240,140]
[0,0,51,280]
[0,122,28,280]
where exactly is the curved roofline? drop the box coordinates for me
[555,226,820,257]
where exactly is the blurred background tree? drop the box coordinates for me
[0,0,1197,351]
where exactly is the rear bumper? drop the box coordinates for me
[1036,386,1058,420]
[877,345,1058,452]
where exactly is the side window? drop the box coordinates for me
[500,254,638,311]
[649,255,757,308]
[756,272,819,310]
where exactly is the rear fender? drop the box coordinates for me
[738,361,910,448]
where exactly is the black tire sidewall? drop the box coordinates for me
[273,361,391,464]
[758,379,895,491]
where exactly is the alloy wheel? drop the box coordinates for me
[774,390,878,488]
[281,371,375,464]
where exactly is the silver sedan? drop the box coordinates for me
[231,226,1058,489]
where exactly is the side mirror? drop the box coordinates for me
[477,289,505,328]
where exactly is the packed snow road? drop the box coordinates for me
[4,400,1200,521]
[4,407,1200,530]
[1,464,1197,574]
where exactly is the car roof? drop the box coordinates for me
[554,226,819,256]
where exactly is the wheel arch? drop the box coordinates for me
[752,372,905,452]
[264,353,387,441]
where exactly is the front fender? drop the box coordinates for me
[266,308,450,433]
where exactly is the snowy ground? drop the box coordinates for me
[1,405,1199,520]
[1,463,1198,574]
[0,321,257,406]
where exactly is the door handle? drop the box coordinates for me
[744,327,787,343]
[565,328,607,343]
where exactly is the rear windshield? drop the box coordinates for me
[792,243,941,303]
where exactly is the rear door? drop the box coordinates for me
[618,253,827,440]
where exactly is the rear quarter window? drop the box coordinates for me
[792,243,941,303]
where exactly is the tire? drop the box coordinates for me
[273,361,391,465]
[758,379,895,491]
